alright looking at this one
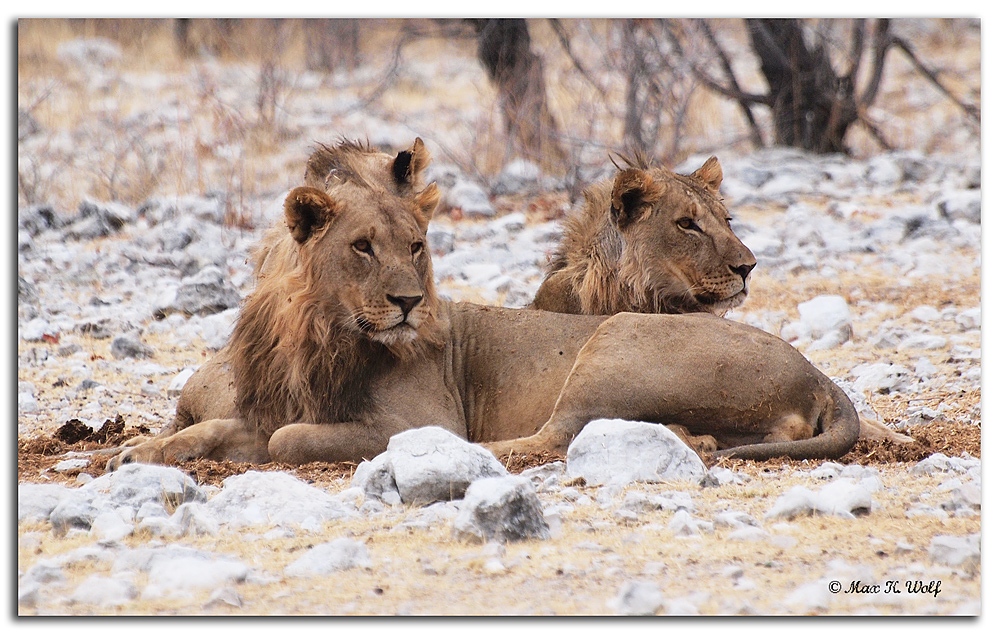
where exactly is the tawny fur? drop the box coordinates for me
[109,139,863,470]
[531,156,757,316]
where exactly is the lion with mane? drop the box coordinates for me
[532,154,757,316]
[111,138,861,469]
[531,152,910,447]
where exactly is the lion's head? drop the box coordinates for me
[232,139,442,433]
[537,156,756,316]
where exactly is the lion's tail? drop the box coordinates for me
[713,377,860,461]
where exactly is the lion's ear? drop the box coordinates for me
[391,137,432,191]
[412,183,441,233]
[284,186,338,243]
[610,168,663,229]
[690,156,723,194]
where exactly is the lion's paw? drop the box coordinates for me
[106,441,166,471]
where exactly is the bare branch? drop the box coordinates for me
[844,19,866,86]
[665,21,771,106]
[692,19,765,147]
[547,18,611,107]
[859,19,892,108]
[889,34,981,122]
[857,112,895,151]
[342,23,421,115]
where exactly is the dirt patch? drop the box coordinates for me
[18,418,980,489]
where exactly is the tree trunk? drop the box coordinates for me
[303,19,360,72]
[745,18,858,153]
[467,19,567,169]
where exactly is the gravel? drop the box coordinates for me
[16,50,980,614]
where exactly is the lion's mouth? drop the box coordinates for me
[354,313,419,344]
[696,287,749,313]
[370,321,419,346]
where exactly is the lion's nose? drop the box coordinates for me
[388,294,423,317]
[730,262,756,282]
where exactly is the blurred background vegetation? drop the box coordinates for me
[17,18,980,215]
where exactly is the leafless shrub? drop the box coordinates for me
[304,19,361,72]
[83,118,167,205]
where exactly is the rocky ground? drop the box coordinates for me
[16,21,982,616]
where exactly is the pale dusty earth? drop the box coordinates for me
[14,18,987,617]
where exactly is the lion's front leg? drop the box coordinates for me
[107,418,269,470]
[267,422,393,465]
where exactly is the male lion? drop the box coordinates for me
[531,153,911,447]
[110,139,859,469]
[531,155,757,316]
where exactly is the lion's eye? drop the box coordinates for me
[677,218,701,232]
[411,241,424,256]
[352,239,373,255]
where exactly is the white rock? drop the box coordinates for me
[908,305,941,322]
[426,224,456,254]
[707,467,749,486]
[487,212,527,234]
[914,357,938,380]
[783,580,831,611]
[352,453,402,505]
[96,463,206,512]
[48,486,112,536]
[91,510,134,542]
[520,462,566,490]
[851,363,912,395]
[764,486,817,520]
[935,189,981,223]
[198,308,238,350]
[766,481,872,520]
[377,426,509,506]
[20,317,55,342]
[141,548,250,600]
[667,510,712,536]
[452,476,549,543]
[565,419,707,486]
[928,534,981,567]
[713,510,760,529]
[173,502,221,536]
[814,479,873,518]
[284,538,373,577]
[69,574,138,606]
[18,391,39,414]
[726,527,769,542]
[449,181,494,218]
[809,462,843,480]
[865,155,904,186]
[206,470,349,529]
[909,453,981,476]
[493,160,542,195]
[18,483,76,523]
[204,586,243,609]
[899,334,949,350]
[796,295,852,348]
[955,307,981,330]
[608,580,664,616]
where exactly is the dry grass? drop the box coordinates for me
[17,18,981,616]
[17,463,980,616]
[18,19,981,213]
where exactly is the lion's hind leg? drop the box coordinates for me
[666,425,718,454]
[761,414,815,444]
